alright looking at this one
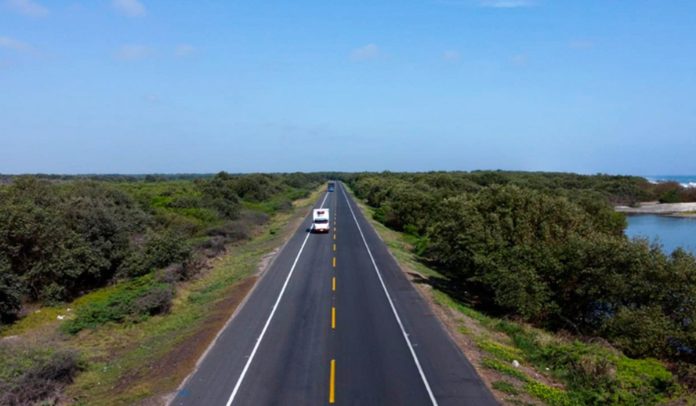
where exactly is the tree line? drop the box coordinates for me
[0,172,327,325]
[346,171,696,385]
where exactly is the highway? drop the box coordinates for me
[171,182,496,405]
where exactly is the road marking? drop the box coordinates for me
[225,192,330,406]
[331,306,336,329]
[329,359,336,404]
[339,185,439,406]
[332,257,336,268]
[333,243,336,252]
[333,234,336,240]
[332,276,336,291]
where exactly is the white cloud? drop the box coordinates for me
[443,50,461,61]
[115,44,151,60]
[479,0,536,8]
[0,36,31,52]
[112,0,146,17]
[350,44,380,61]
[3,0,48,17]
[175,43,195,58]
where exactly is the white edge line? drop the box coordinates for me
[167,193,327,405]
[339,184,439,406]
[225,191,329,406]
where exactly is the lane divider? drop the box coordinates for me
[333,243,336,252]
[224,192,330,406]
[331,306,336,329]
[329,359,336,404]
[332,257,336,268]
[332,276,336,292]
[339,184,439,406]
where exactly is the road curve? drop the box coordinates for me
[171,182,496,405]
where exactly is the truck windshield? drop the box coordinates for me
[314,219,329,224]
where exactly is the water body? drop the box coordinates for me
[647,175,696,188]
[625,215,696,255]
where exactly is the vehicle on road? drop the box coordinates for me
[327,181,336,192]
[311,208,330,233]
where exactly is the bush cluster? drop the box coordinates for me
[61,273,176,334]
[0,344,81,405]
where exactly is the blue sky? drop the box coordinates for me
[1,0,695,174]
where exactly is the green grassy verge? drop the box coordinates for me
[345,186,694,406]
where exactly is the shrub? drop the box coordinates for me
[132,284,174,316]
[119,232,191,277]
[62,275,175,334]
[0,257,22,323]
[0,345,81,406]
[206,221,252,244]
[197,172,241,219]
[198,236,227,257]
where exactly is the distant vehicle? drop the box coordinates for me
[312,209,330,233]
[327,181,336,192]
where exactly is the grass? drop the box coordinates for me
[524,381,576,406]
[344,184,694,406]
[482,358,529,382]
[493,380,520,395]
[1,305,69,337]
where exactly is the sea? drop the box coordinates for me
[625,175,696,255]
[646,175,696,188]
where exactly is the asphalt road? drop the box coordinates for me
[171,183,496,406]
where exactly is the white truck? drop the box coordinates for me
[311,208,330,233]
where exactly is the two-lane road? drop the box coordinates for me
[172,183,496,405]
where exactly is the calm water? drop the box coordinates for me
[625,215,696,255]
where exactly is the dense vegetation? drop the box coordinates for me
[0,172,326,325]
[346,171,696,391]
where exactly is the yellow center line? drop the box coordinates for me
[333,234,336,240]
[329,359,336,403]
[331,306,336,329]
[332,257,336,268]
[333,243,336,252]
[332,276,336,291]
